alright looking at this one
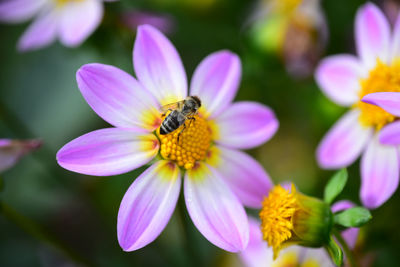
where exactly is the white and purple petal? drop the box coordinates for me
[213,101,278,150]
[315,55,364,106]
[317,109,373,169]
[58,0,103,47]
[360,134,399,209]
[17,10,58,52]
[133,24,187,105]
[355,3,390,68]
[207,146,273,208]
[0,0,46,23]
[118,160,181,251]
[184,162,249,252]
[56,128,159,176]
[362,92,400,117]
[391,10,400,59]
[380,121,400,145]
[190,50,241,119]
[76,63,160,131]
[239,218,273,267]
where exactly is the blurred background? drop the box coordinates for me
[1,0,400,266]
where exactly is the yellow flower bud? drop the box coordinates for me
[259,184,333,259]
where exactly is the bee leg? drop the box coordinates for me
[177,123,187,144]
[187,116,196,128]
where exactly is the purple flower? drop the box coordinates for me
[0,139,41,173]
[315,2,400,209]
[0,0,116,52]
[56,25,278,252]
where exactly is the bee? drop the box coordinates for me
[159,96,202,141]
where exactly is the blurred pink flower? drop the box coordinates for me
[0,139,41,172]
[56,25,278,252]
[0,0,116,51]
[315,2,400,209]
[120,10,175,34]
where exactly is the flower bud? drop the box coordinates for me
[259,184,333,258]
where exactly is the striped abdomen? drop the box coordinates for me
[160,110,184,135]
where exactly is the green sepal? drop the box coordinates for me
[325,236,343,266]
[324,169,348,204]
[334,207,372,228]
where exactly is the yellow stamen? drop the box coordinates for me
[357,59,400,130]
[260,185,298,257]
[157,115,211,170]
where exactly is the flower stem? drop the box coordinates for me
[0,175,3,192]
[333,230,358,267]
[0,202,93,267]
[177,195,201,267]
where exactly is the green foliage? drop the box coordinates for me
[325,236,343,267]
[334,207,372,228]
[324,169,348,204]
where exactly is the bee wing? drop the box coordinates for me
[160,101,184,113]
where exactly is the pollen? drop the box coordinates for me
[157,115,211,170]
[357,59,400,130]
[259,185,298,258]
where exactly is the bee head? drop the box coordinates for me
[191,96,201,108]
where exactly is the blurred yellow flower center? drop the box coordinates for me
[272,251,298,267]
[267,0,302,15]
[55,0,84,6]
[157,115,211,170]
[260,185,298,258]
[357,60,400,130]
[302,259,320,267]
[272,251,320,267]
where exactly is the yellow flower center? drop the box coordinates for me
[260,185,298,257]
[157,115,211,170]
[357,59,400,129]
[55,0,84,7]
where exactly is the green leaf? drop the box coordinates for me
[325,236,343,266]
[334,207,372,228]
[324,169,348,204]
